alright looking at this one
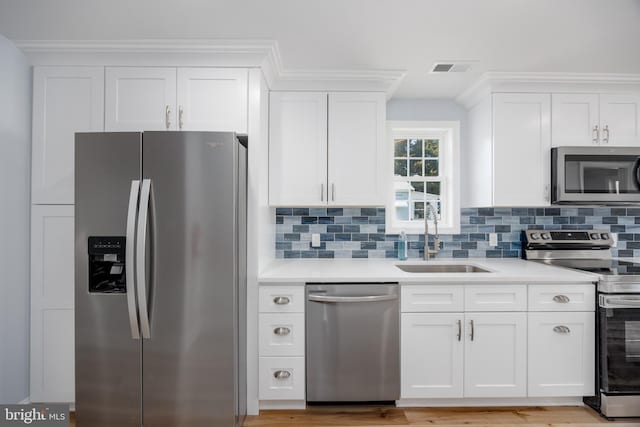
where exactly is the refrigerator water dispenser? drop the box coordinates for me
[88,236,126,293]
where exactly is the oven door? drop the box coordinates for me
[599,294,640,393]
[552,147,640,204]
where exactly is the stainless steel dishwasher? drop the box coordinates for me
[306,283,400,402]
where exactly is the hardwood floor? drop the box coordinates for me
[243,406,640,427]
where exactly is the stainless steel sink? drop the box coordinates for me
[395,264,491,273]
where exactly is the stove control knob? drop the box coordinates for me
[601,233,610,240]
[541,233,551,240]
[590,233,600,240]
[530,233,540,240]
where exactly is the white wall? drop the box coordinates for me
[386,98,469,203]
[0,35,31,404]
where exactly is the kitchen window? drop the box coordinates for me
[386,121,460,234]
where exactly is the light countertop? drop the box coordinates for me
[258,258,599,284]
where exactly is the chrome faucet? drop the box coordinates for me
[423,202,440,261]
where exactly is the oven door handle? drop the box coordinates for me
[600,295,640,308]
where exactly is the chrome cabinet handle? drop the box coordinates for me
[273,296,290,305]
[273,327,291,336]
[592,125,599,144]
[273,370,291,380]
[457,319,462,342]
[178,105,184,130]
[331,183,335,202]
[165,105,171,130]
[470,319,475,341]
[603,125,609,144]
[125,180,141,340]
[136,179,153,339]
[321,183,324,202]
[553,325,571,334]
[553,295,570,303]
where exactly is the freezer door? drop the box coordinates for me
[75,132,142,427]
[141,132,240,427]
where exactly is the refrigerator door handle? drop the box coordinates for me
[136,179,153,339]
[126,180,141,339]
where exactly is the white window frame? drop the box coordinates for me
[385,121,460,234]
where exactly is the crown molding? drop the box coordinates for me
[14,39,405,94]
[456,71,640,108]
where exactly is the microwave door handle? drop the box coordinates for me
[634,157,640,190]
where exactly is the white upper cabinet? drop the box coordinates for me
[105,67,177,131]
[269,92,328,206]
[600,94,640,146]
[552,93,640,146]
[328,92,386,206]
[32,67,104,204]
[551,94,599,147]
[492,93,551,206]
[269,91,386,207]
[176,68,247,133]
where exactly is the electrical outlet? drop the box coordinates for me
[489,233,498,247]
[311,233,321,248]
[611,232,618,247]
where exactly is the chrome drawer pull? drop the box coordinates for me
[273,370,291,380]
[273,327,291,336]
[273,296,290,305]
[553,325,571,334]
[553,295,570,303]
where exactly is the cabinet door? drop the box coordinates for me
[32,67,104,204]
[269,92,328,206]
[464,312,527,397]
[328,92,386,206]
[600,94,640,146]
[528,312,595,397]
[30,205,75,402]
[493,93,551,206]
[551,94,599,147]
[176,68,247,132]
[105,67,177,131]
[401,313,463,398]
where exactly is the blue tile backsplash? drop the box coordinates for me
[274,207,640,259]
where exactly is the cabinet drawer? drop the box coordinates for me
[259,286,305,313]
[259,313,305,357]
[465,285,527,311]
[259,357,305,400]
[528,285,595,311]
[401,285,464,312]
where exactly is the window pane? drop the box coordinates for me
[410,181,424,194]
[425,159,439,176]
[409,159,423,176]
[409,139,422,157]
[425,200,442,219]
[413,201,425,219]
[395,189,409,221]
[394,159,407,176]
[426,181,441,196]
[395,190,409,201]
[394,139,407,157]
[425,139,439,157]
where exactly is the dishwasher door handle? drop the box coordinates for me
[308,294,398,303]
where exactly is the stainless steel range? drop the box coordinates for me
[523,229,640,419]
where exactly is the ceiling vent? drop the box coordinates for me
[431,63,472,73]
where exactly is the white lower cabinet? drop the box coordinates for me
[400,283,594,401]
[30,205,75,403]
[463,313,527,398]
[401,313,463,398]
[258,285,305,403]
[528,312,595,397]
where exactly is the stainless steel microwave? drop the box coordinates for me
[552,146,640,204]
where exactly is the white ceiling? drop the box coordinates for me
[1,0,639,98]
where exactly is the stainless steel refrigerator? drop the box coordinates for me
[74,131,247,427]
